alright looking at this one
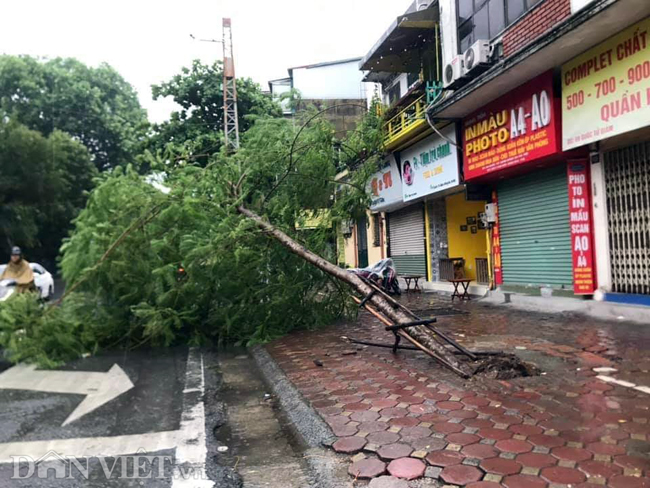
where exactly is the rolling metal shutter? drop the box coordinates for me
[498,165,572,287]
[605,141,650,295]
[388,204,427,276]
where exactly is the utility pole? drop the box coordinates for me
[222,18,240,152]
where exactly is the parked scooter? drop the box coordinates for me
[349,258,401,296]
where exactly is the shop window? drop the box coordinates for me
[457,0,540,52]
[506,0,525,24]
[407,72,420,89]
[372,214,382,247]
[488,0,505,38]
[387,83,401,106]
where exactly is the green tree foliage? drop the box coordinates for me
[0,119,97,265]
[0,102,380,368]
[0,55,148,171]
[147,60,282,167]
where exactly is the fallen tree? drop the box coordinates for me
[0,102,496,378]
[237,205,474,378]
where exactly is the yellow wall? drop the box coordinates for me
[341,233,357,268]
[339,211,387,268]
[368,212,386,265]
[445,193,488,281]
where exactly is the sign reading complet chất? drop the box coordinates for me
[562,18,650,150]
[567,160,597,294]
[462,71,560,180]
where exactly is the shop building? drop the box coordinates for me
[459,70,586,293]
[426,0,650,298]
[341,0,492,292]
[561,15,650,304]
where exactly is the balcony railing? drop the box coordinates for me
[426,81,444,105]
[382,80,444,149]
[383,94,427,148]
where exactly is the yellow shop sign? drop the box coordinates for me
[562,17,650,150]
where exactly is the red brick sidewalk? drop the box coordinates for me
[266,295,650,487]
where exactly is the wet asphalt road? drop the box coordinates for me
[0,347,236,488]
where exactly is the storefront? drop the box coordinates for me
[562,17,650,300]
[388,204,427,276]
[388,125,462,281]
[341,156,404,268]
[444,192,489,283]
[497,165,572,288]
[462,70,588,293]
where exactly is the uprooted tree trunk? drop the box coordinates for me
[237,205,474,378]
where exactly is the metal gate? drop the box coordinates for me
[605,141,650,295]
[388,204,427,276]
[498,165,573,287]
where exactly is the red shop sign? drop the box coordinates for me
[462,71,561,180]
[567,160,597,295]
[491,190,503,286]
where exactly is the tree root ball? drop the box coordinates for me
[470,353,541,380]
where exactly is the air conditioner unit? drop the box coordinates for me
[464,40,491,76]
[443,55,465,89]
[416,0,431,10]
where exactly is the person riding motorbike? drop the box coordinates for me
[0,246,35,294]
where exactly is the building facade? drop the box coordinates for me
[341,1,491,295]
[435,0,650,301]
[345,0,650,303]
[268,58,375,134]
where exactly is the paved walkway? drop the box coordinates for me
[266,295,650,487]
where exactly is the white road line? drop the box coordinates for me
[172,348,215,488]
[0,363,134,426]
[594,368,650,395]
[0,431,179,464]
[593,367,618,373]
[0,348,216,487]
[596,375,637,388]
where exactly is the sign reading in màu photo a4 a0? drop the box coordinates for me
[462,71,560,180]
[562,18,650,150]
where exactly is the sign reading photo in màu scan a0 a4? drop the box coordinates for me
[567,160,597,294]
[462,71,561,181]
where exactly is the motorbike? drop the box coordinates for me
[0,279,16,302]
[349,258,401,296]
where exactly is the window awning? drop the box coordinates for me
[360,3,439,80]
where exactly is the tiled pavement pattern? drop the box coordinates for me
[266,296,650,487]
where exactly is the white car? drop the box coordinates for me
[0,263,55,302]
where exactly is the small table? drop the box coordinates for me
[448,279,471,301]
[402,275,423,293]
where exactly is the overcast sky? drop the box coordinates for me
[2,0,406,122]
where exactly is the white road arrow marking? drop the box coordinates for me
[0,349,214,486]
[0,430,179,464]
[0,363,134,426]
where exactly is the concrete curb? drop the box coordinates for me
[482,290,650,325]
[250,345,350,488]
